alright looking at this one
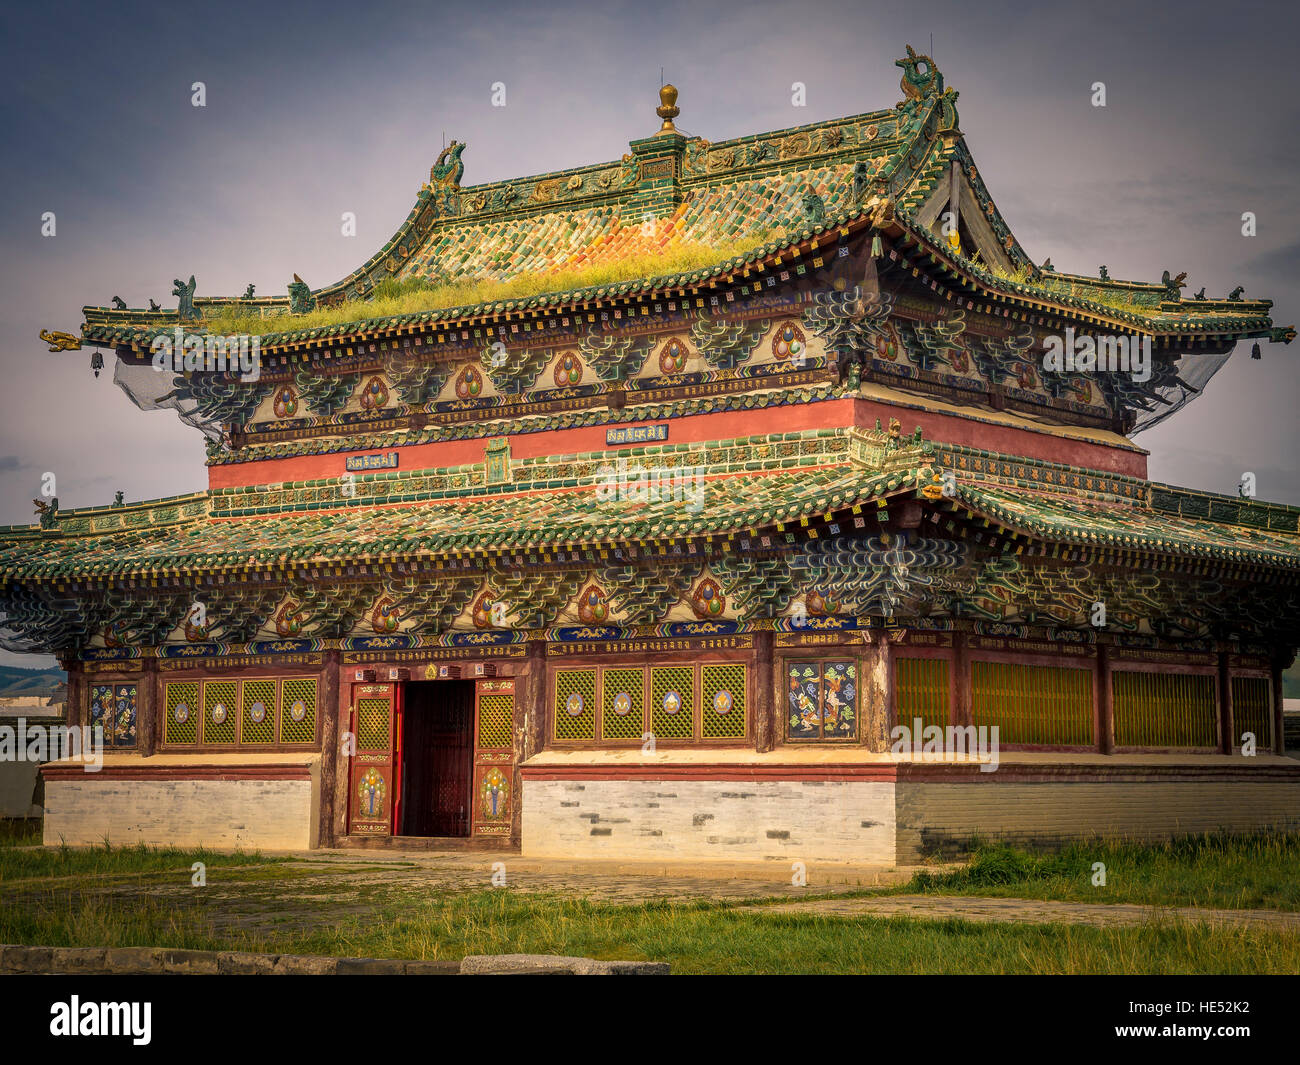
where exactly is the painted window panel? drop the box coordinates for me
[203,681,238,744]
[554,669,597,740]
[701,664,746,739]
[89,683,137,748]
[601,668,645,740]
[650,666,694,740]
[477,694,513,750]
[787,660,856,741]
[241,679,277,744]
[163,681,199,745]
[280,677,318,744]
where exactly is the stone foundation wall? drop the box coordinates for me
[521,778,896,864]
[895,775,1300,862]
[43,770,319,851]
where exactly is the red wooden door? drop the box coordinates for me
[346,682,401,836]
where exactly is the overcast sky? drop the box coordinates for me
[0,0,1296,668]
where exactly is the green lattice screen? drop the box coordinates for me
[163,681,199,745]
[202,680,237,745]
[241,679,276,744]
[478,695,513,750]
[1231,676,1272,750]
[281,678,318,744]
[896,657,949,733]
[602,668,645,740]
[701,664,746,739]
[650,666,694,740]
[1113,671,1216,748]
[554,670,596,740]
[355,697,390,751]
[972,662,1094,746]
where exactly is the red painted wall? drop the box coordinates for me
[209,397,1147,489]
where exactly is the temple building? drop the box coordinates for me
[7,48,1299,862]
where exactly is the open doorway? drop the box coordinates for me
[397,681,474,837]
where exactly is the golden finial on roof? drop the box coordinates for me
[656,83,680,135]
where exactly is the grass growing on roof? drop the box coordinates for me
[202,229,788,338]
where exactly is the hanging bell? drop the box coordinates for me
[1250,343,1261,360]
[870,227,883,258]
[91,351,104,378]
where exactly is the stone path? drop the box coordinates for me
[757,894,1300,929]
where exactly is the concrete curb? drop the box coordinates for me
[0,944,458,976]
[0,945,666,975]
[460,954,669,975]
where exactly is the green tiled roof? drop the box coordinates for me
[956,483,1300,570]
[2,427,1297,582]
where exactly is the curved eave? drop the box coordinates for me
[886,208,1284,344]
[949,488,1300,573]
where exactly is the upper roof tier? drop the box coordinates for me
[68,46,1292,355]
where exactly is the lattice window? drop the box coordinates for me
[163,681,199,745]
[280,678,318,744]
[478,694,513,750]
[972,662,1094,746]
[1231,676,1272,750]
[602,668,645,741]
[202,680,238,744]
[88,683,136,748]
[701,664,746,739]
[896,657,949,734]
[650,666,694,740]
[554,670,597,741]
[787,660,857,741]
[355,697,390,751]
[1113,671,1216,748]
[241,679,276,744]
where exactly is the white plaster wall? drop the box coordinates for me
[522,778,896,863]
[43,776,318,851]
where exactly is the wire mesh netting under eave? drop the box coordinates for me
[1128,351,1232,435]
[113,357,230,443]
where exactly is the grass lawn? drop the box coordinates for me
[2,882,1296,975]
[0,840,288,882]
[898,833,1300,911]
[1,832,1298,973]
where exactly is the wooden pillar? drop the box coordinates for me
[333,658,354,845]
[876,631,894,753]
[522,640,547,760]
[1272,655,1287,756]
[61,660,83,729]
[1217,650,1234,755]
[138,657,159,756]
[753,630,774,753]
[1096,642,1114,754]
[952,632,970,728]
[318,650,340,847]
[514,640,548,847]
